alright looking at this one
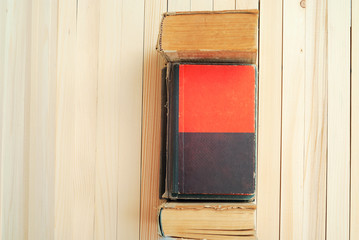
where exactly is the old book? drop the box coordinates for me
[162,63,257,201]
[157,10,258,63]
[158,202,256,240]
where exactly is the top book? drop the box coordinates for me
[157,10,258,63]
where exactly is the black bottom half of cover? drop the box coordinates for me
[177,132,255,195]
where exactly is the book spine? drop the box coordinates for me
[157,206,165,237]
[159,67,168,198]
[167,63,180,199]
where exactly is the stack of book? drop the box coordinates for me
[157,10,259,240]
[159,202,256,240]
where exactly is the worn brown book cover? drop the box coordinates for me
[162,63,257,201]
[157,10,258,63]
[158,202,256,240]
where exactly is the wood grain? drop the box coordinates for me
[55,0,100,239]
[257,0,282,239]
[28,0,57,239]
[55,0,77,237]
[140,0,167,239]
[1,0,31,239]
[213,0,235,10]
[326,0,351,238]
[116,0,144,239]
[235,0,258,10]
[96,0,121,239]
[95,1,145,240]
[191,0,213,11]
[303,0,328,238]
[0,1,6,237]
[72,0,100,237]
[351,0,359,238]
[280,0,305,239]
[168,0,190,12]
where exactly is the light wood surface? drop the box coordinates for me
[191,0,212,11]
[0,0,143,239]
[257,0,282,239]
[351,0,359,239]
[236,0,258,10]
[96,0,144,239]
[327,0,351,239]
[0,1,4,237]
[213,0,235,10]
[95,1,120,238]
[55,0,77,238]
[1,1,31,239]
[168,0,190,12]
[280,0,305,238]
[0,0,356,239]
[73,1,99,238]
[303,0,328,238]
[56,0,100,238]
[28,0,57,239]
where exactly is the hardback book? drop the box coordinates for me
[158,202,256,240]
[162,63,257,201]
[156,10,258,63]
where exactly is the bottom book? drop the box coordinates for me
[158,202,256,240]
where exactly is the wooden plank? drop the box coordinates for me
[256,0,282,239]
[95,0,120,239]
[280,0,305,239]
[235,0,258,10]
[303,0,328,238]
[191,0,213,11]
[168,0,190,12]
[94,0,144,239]
[55,0,76,238]
[116,0,144,238]
[213,0,235,10]
[1,0,31,239]
[326,0,351,238]
[0,1,6,237]
[140,0,167,239]
[28,0,57,239]
[55,0,99,239]
[71,0,99,238]
[351,0,359,239]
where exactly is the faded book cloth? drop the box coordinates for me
[161,63,257,201]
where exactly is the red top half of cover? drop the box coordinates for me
[178,64,255,133]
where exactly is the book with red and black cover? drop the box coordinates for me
[162,63,257,201]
